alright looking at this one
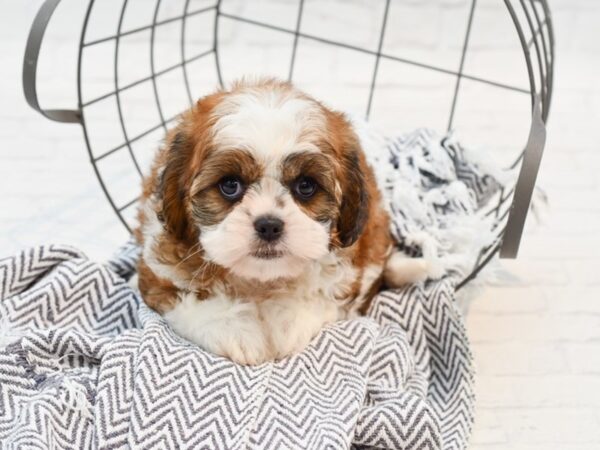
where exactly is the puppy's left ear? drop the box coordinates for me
[337,146,370,247]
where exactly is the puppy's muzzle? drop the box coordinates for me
[254,215,284,242]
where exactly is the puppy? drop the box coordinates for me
[135,79,425,365]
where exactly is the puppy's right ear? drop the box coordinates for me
[157,130,195,242]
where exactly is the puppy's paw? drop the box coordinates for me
[164,292,272,365]
[216,327,272,366]
[268,324,314,360]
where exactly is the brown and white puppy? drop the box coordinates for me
[135,79,425,365]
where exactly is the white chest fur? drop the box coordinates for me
[163,251,382,365]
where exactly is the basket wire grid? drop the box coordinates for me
[23,0,554,289]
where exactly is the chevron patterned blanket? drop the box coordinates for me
[0,127,496,449]
[0,242,474,449]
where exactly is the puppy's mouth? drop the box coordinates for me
[252,245,284,260]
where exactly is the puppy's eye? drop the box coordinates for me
[293,177,317,199]
[218,176,244,200]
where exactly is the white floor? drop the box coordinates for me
[1,1,599,448]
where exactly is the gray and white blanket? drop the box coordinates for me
[0,128,505,449]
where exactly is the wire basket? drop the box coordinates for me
[23,0,554,289]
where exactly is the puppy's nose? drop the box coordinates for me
[254,216,284,242]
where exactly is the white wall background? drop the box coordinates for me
[1,0,599,448]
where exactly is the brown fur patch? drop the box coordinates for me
[189,149,262,226]
[136,90,230,313]
[137,259,181,314]
[312,108,392,310]
[318,109,372,248]
[281,151,338,223]
[159,131,196,242]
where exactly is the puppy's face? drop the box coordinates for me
[159,81,369,282]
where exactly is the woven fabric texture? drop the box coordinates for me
[0,128,501,449]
